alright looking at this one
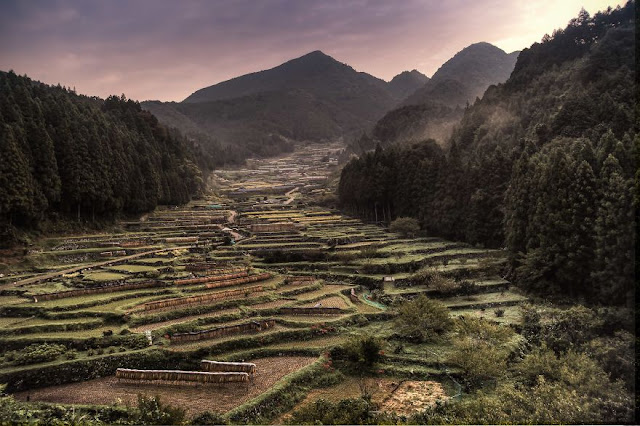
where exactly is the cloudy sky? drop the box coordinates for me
[0,0,624,102]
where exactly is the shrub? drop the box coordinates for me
[494,308,505,317]
[449,317,518,388]
[12,343,67,366]
[457,280,477,299]
[136,394,186,425]
[409,268,443,287]
[586,330,635,390]
[394,294,453,342]
[285,397,374,425]
[65,350,77,360]
[333,334,385,369]
[448,338,508,388]
[389,217,420,237]
[191,411,228,425]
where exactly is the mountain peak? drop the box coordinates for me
[401,42,518,108]
[388,69,429,100]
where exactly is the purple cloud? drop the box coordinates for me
[0,0,624,101]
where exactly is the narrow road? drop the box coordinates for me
[284,187,299,205]
[3,246,194,289]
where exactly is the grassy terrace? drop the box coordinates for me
[0,143,528,423]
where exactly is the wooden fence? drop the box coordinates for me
[204,273,272,289]
[33,280,161,302]
[200,360,257,375]
[115,368,249,384]
[142,285,264,311]
[279,307,345,315]
[170,319,276,344]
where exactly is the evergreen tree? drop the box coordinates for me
[591,155,635,304]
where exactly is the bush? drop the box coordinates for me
[494,308,505,317]
[449,317,517,388]
[586,330,635,390]
[12,344,67,366]
[333,334,385,369]
[389,217,420,237]
[136,394,185,425]
[191,411,228,425]
[394,295,452,342]
[457,280,477,298]
[285,397,374,425]
[448,338,508,388]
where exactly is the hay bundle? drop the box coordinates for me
[201,360,257,375]
[115,368,249,384]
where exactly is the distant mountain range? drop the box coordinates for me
[402,42,519,108]
[142,44,518,157]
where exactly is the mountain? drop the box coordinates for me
[183,50,393,104]
[143,50,399,157]
[343,42,519,150]
[387,70,429,100]
[402,42,519,107]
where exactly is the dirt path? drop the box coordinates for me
[3,246,193,289]
[284,187,299,205]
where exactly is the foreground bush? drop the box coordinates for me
[418,345,634,424]
[136,394,186,425]
[394,294,453,342]
[285,397,375,425]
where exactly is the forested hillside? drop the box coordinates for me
[342,43,518,153]
[0,71,211,243]
[338,3,636,303]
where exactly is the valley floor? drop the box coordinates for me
[0,142,529,423]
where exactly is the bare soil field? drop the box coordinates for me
[380,380,448,416]
[276,378,448,423]
[15,356,317,415]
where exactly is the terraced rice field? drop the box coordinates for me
[0,143,527,421]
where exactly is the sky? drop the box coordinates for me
[0,0,626,102]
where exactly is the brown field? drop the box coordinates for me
[276,378,448,423]
[380,381,448,416]
[130,307,242,333]
[300,296,350,309]
[15,356,317,416]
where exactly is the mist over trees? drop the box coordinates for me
[338,2,636,303]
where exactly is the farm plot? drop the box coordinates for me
[14,356,317,415]
[1,143,519,422]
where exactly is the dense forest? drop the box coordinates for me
[0,71,222,243]
[339,3,636,304]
